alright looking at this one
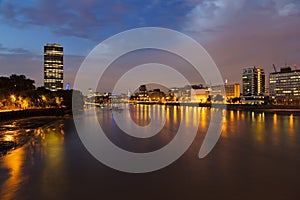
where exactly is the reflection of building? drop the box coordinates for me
[242,66,265,103]
[269,66,300,105]
[44,43,64,91]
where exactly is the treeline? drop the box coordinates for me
[0,74,83,111]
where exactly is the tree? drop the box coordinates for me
[207,95,212,103]
[0,74,86,111]
[55,89,84,110]
[0,75,35,109]
[8,74,35,93]
[231,97,241,104]
[213,94,224,102]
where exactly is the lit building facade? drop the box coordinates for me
[170,87,180,99]
[177,85,208,102]
[269,67,300,105]
[212,83,240,98]
[138,84,148,100]
[44,43,64,91]
[191,88,209,103]
[225,83,240,99]
[242,66,265,103]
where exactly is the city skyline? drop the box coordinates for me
[1,1,300,199]
[0,0,300,91]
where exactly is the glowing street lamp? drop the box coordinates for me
[22,99,28,109]
[41,95,47,102]
[4,135,13,142]
[10,95,16,102]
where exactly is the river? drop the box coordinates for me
[0,105,300,200]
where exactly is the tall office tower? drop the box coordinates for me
[242,66,265,97]
[44,43,64,91]
[269,66,300,104]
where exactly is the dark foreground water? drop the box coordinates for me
[0,105,300,200]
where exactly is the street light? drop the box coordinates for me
[10,94,16,102]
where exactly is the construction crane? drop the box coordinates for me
[272,64,277,72]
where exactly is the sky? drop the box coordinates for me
[0,0,299,93]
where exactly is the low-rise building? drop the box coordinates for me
[269,66,300,105]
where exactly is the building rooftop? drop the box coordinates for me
[45,43,62,47]
[270,67,300,74]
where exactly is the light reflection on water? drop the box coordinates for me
[0,147,25,200]
[0,106,299,199]
[0,120,66,200]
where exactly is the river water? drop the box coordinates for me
[0,105,300,200]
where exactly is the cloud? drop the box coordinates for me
[0,0,133,40]
[0,43,32,54]
[0,52,42,85]
[181,0,300,84]
[183,0,300,34]
[0,0,193,40]
[272,0,300,16]
[184,0,246,33]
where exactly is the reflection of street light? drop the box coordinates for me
[4,135,13,142]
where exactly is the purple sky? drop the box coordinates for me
[0,0,299,93]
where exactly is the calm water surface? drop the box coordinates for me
[0,105,300,200]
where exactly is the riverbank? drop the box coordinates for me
[135,101,300,114]
[0,108,72,156]
[225,104,300,114]
[0,116,66,157]
[0,108,72,122]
